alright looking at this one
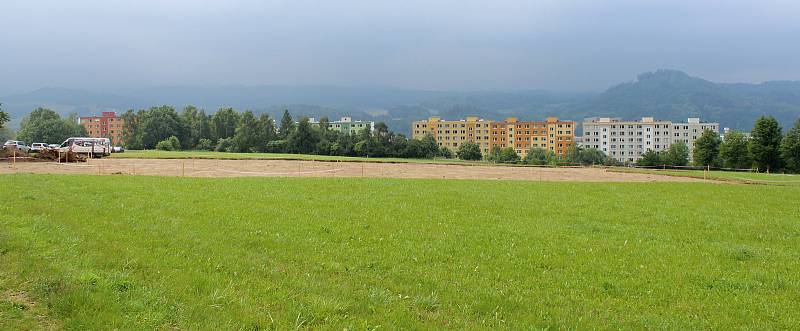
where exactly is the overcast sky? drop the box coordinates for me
[1,0,799,94]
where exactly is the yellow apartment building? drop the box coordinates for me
[411,116,494,154]
[412,116,575,158]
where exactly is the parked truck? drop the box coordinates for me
[58,137,111,157]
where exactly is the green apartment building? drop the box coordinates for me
[309,117,375,135]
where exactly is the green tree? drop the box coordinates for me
[693,129,721,167]
[780,119,800,173]
[211,107,240,140]
[405,135,438,158]
[438,146,453,159]
[637,149,662,167]
[489,147,520,164]
[16,108,86,144]
[664,141,689,166]
[524,147,555,165]
[233,111,261,152]
[257,113,277,152]
[318,117,330,132]
[0,127,13,142]
[155,136,181,151]
[719,131,751,169]
[120,109,141,149]
[456,141,482,160]
[565,146,606,165]
[579,148,607,165]
[181,106,211,149]
[279,109,295,139]
[749,116,783,172]
[139,106,184,149]
[196,138,214,151]
[215,137,237,152]
[287,117,319,154]
[0,103,9,129]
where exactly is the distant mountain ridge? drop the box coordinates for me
[2,70,800,135]
[568,70,800,130]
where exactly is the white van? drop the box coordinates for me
[59,137,112,157]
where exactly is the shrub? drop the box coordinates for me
[489,147,520,164]
[215,138,238,153]
[155,136,180,151]
[456,142,482,161]
[438,147,453,159]
[195,138,214,151]
[524,147,555,165]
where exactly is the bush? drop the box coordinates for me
[488,147,520,164]
[524,147,555,165]
[195,138,214,151]
[265,140,287,153]
[215,138,237,152]
[438,147,453,159]
[456,142,482,161]
[155,136,180,151]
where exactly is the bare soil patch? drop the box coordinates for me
[0,158,708,182]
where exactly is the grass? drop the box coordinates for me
[610,168,800,185]
[1,174,799,329]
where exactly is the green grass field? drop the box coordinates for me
[610,168,800,185]
[2,174,799,329]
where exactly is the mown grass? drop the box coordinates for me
[610,168,800,185]
[1,174,799,329]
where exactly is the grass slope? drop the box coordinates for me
[1,175,799,329]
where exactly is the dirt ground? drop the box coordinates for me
[0,158,709,182]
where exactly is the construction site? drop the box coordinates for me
[0,153,704,182]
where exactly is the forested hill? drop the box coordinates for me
[2,70,800,135]
[567,70,800,131]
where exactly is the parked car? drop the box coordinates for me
[3,140,30,153]
[48,144,60,150]
[30,143,48,152]
[112,146,125,153]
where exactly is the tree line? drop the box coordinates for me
[14,108,87,144]
[120,105,450,159]
[638,116,800,173]
[6,105,800,172]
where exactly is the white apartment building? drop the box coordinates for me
[581,117,719,163]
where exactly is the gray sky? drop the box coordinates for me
[1,0,799,94]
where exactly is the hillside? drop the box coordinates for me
[2,71,800,134]
[568,70,800,130]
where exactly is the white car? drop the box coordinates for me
[30,143,48,152]
[3,140,30,153]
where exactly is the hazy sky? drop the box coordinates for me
[2,0,799,94]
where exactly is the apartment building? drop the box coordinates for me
[581,117,719,163]
[672,118,720,158]
[309,117,374,135]
[490,117,575,157]
[411,116,575,157]
[411,116,494,154]
[79,111,125,145]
